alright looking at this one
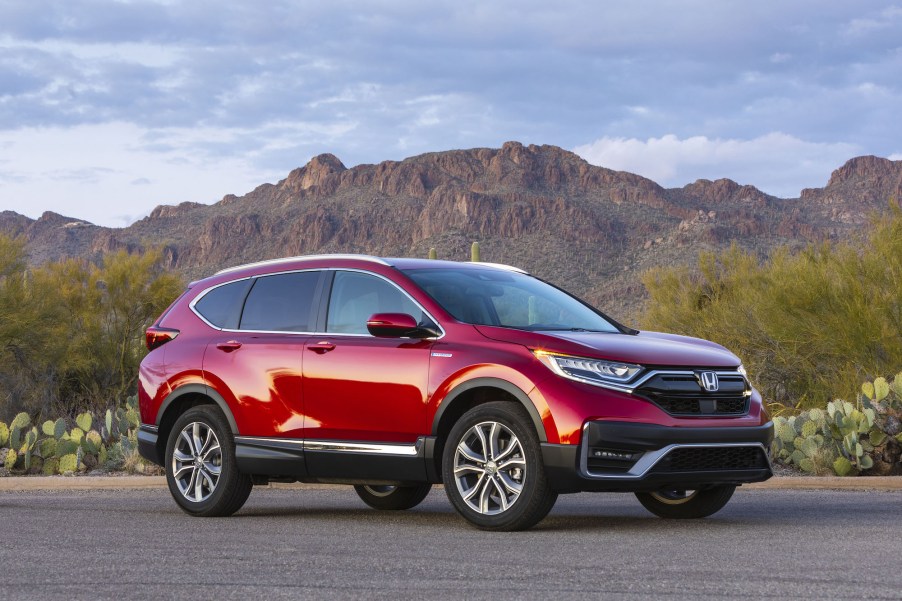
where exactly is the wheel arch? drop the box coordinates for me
[155,384,239,461]
[427,378,547,482]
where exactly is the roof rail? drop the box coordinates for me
[472,262,528,274]
[214,254,389,276]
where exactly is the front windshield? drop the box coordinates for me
[403,267,618,333]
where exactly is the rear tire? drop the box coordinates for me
[635,485,735,519]
[442,401,557,531]
[353,484,432,510]
[165,406,252,517]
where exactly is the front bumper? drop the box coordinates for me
[542,420,774,493]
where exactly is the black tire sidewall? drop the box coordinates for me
[353,484,432,510]
[165,406,246,516]
[635,485,736,519]
[442,401,555,530]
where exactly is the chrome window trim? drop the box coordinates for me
[139,424,159,433]
[215,254,389,275]
[189,273,258,330]
[579,432,773,480]
[234,436,420,456]
[189,267,445,340]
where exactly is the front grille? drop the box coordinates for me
[637,373,750,416]
[652,396,748,415]
[650,446,768,473]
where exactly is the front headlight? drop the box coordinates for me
[534,351,642,388]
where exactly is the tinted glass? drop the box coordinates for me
[194,279,252,328]
[404,267,618,332]
[326,271,428,335]
[239,271,320,332]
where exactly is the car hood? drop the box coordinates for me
[473,326,740,368]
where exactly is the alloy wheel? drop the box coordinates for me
[453,420,526,515]
[171,421,222,503]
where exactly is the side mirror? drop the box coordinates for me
[366,313,439,339]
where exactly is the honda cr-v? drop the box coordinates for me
[138,255,773,530]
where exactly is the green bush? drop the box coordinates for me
[0,236,183,419]
[641,203,902,407]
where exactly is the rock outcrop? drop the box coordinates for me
[2,144,899,317]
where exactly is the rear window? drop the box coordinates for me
[193,279,252,329]
[239,271,320,332]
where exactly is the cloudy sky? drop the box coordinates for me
[1,1,900,227]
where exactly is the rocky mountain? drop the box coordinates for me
[2,143,900,320]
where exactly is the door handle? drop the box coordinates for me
[216,341,242,352]
[309,341,336,353]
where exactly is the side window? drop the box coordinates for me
[194,279,252,329]
[239,271,320,332]
[326,271,427,335]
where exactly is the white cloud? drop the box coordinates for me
[573,133,860,197]
[0,122,287,227]
[889,153,902,161]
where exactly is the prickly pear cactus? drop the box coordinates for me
[39,438,57,458]
[4,448,18,470]
[41,420,55,436]
[9,426,21,451]
[55,439,79,457]
[10,412,30,430]
[69,427,84,445]
[117,409,129,435]
[42,457,58,476]
[57,453,78,474]
[0,422,7,447]
[53,418,66,439]
[126,408,139,429]
[75,412,92,432]
[82,430,102,454]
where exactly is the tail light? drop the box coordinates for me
[145,326,180,351]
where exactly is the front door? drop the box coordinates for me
[303,270,436,481]
[303,270,435,443]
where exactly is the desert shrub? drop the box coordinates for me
[0,237,183,419]
[641,203,902,407]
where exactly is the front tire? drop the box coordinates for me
[442,401,557,531]
[353,484,432,510]
[635,485,736,519]
[165,406,252,517]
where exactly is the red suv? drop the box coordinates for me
[138,255,773,530]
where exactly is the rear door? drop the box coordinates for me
[201,270,323,438]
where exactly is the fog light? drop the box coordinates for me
[592,449,635,461]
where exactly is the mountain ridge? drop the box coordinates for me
[2,142,900,318]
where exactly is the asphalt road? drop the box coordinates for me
[1,486,900,600]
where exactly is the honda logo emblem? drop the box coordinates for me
[698,371,719,392]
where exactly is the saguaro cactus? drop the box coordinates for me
[470,241,480,262]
